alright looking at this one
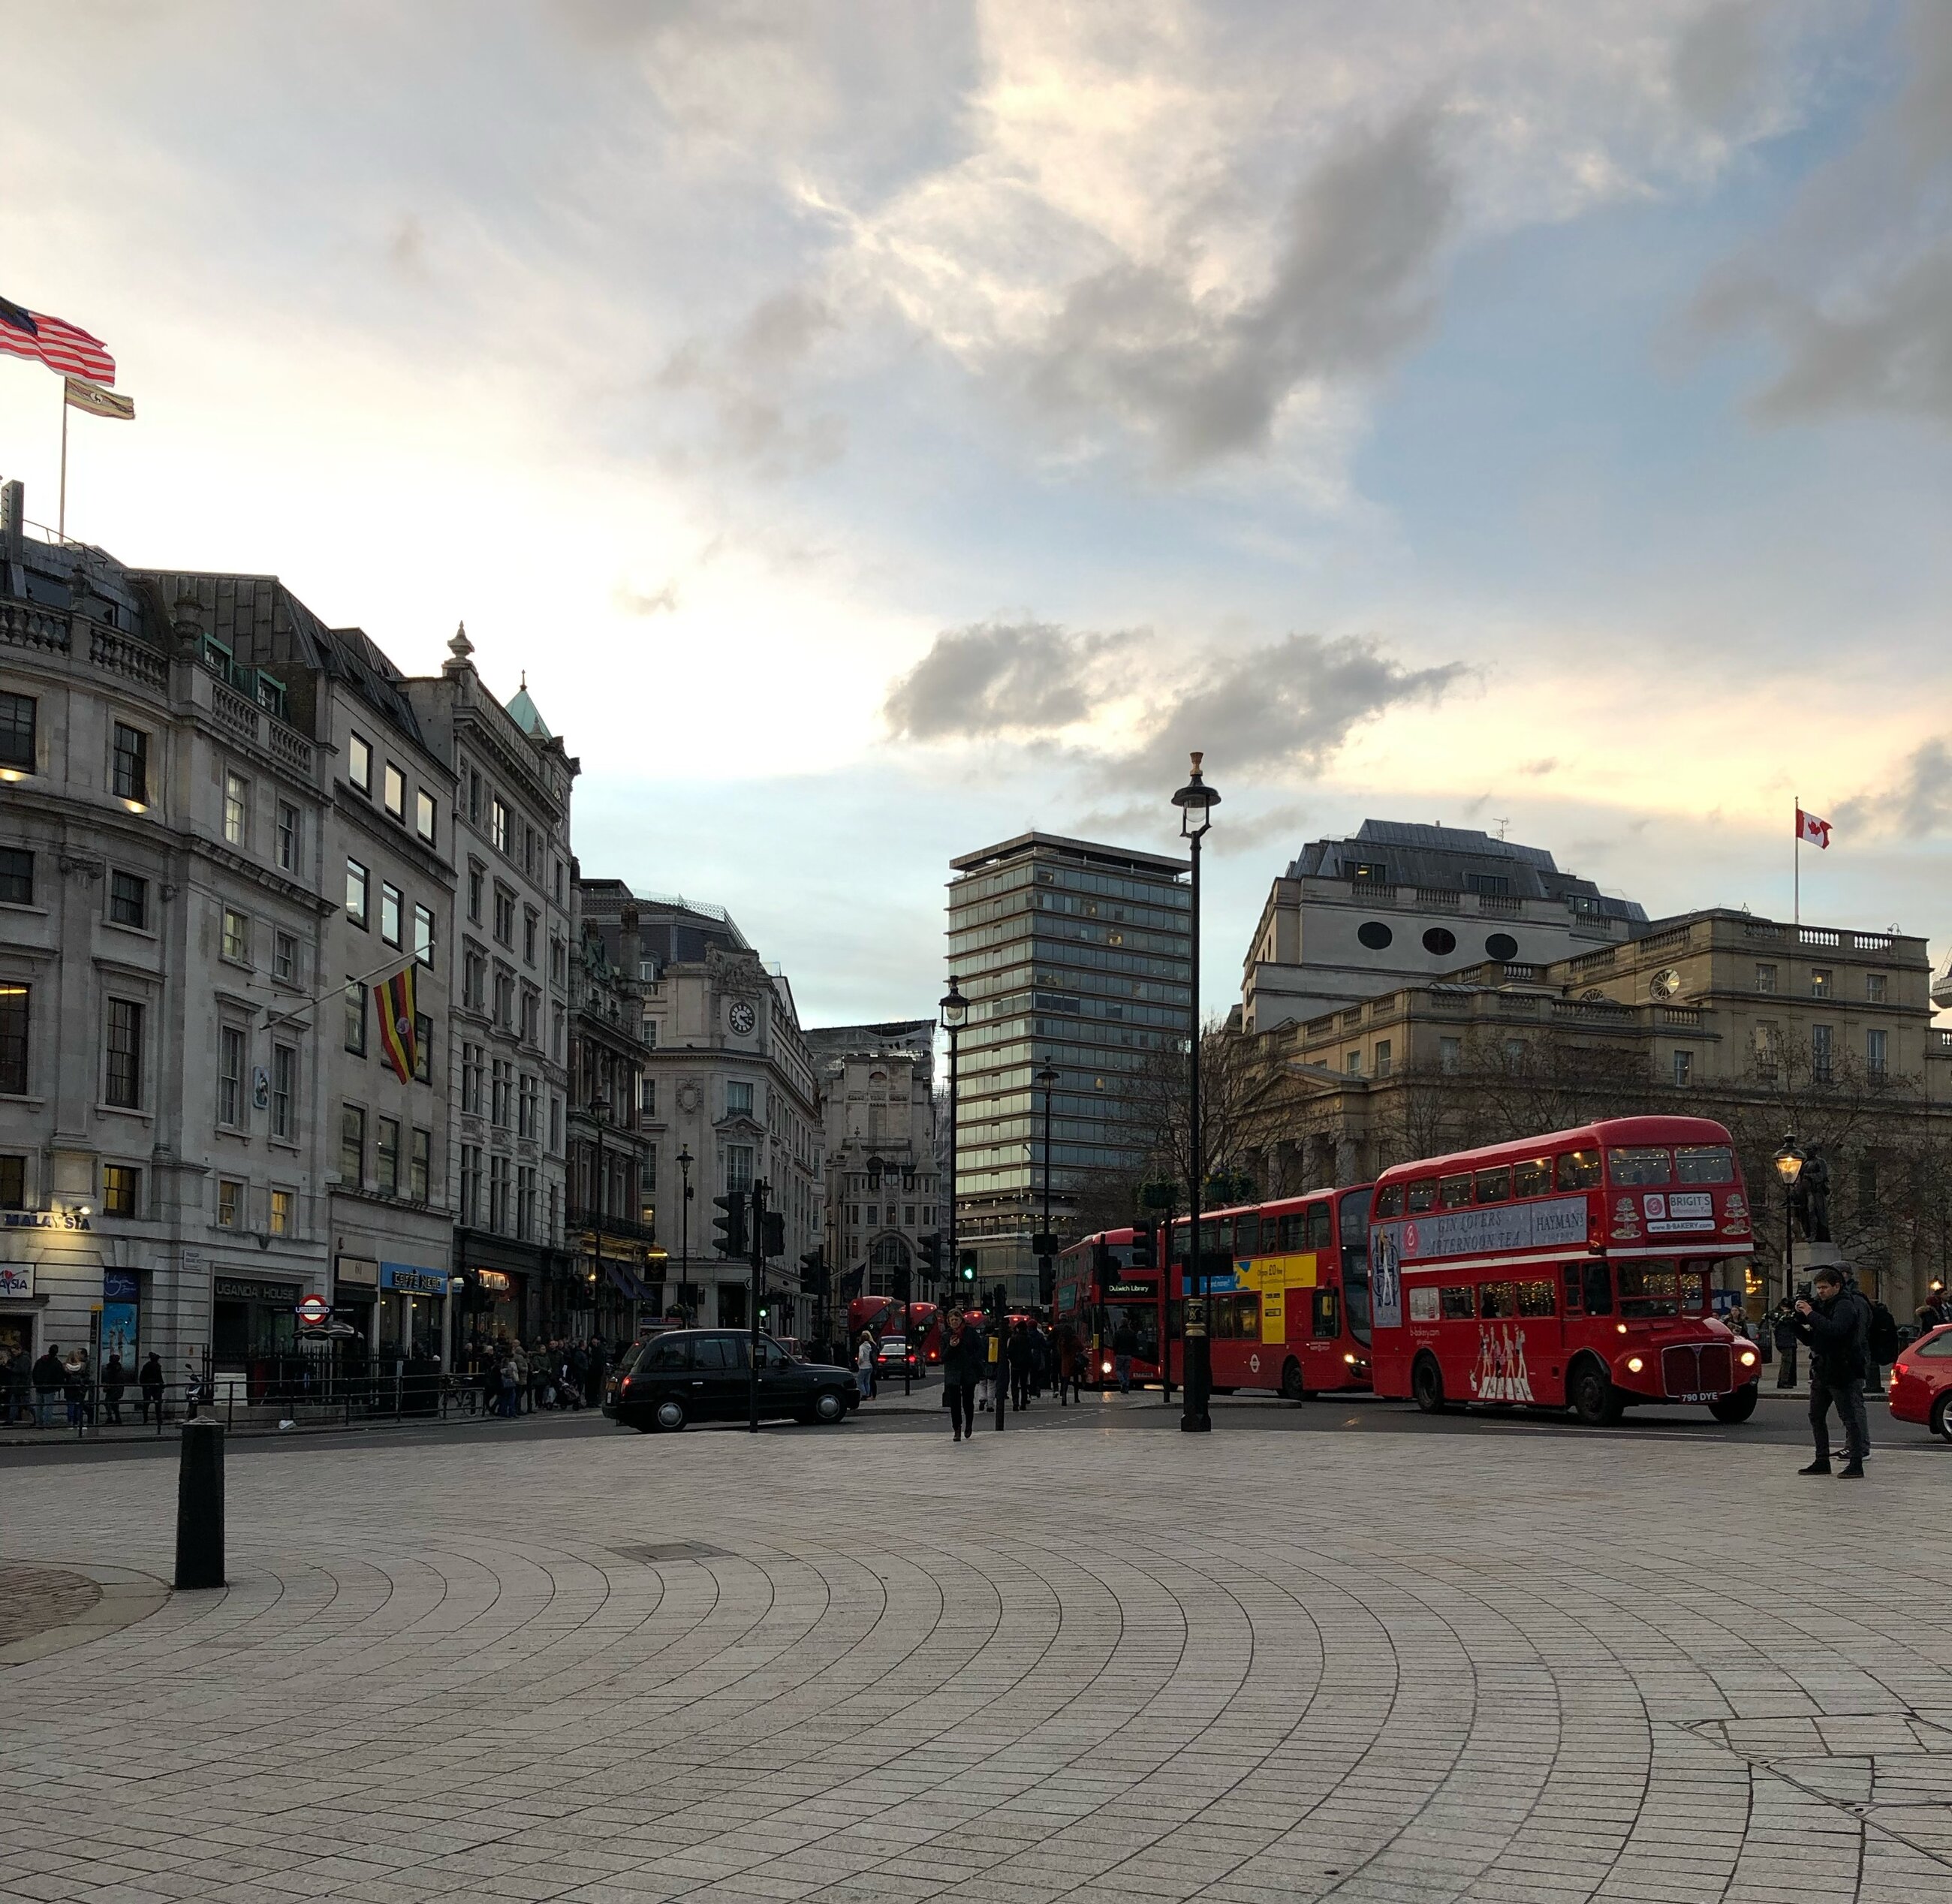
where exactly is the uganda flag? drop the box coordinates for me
[375,966,417,1085]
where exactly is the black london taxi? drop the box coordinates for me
[603,1329,860,1432]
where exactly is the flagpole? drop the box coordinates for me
[1792,793,1799,933]
[58,386,68,542]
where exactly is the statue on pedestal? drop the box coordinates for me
[1791,1148,1832,1244]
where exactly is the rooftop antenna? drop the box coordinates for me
[1493,816,1511,839]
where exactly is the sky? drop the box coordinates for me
[3,0,1950,1025]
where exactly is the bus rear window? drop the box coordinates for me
[1609,1146,1672,1185]
[1513,1157,1551,1198]
[1675,1146,1735,1184]
[1375,1184,1404,1218]
[1438,1174,1472,1209]
[1408,1179,1438,1213]
[1474,1166,1511,1204]
[1556,1149,1601,1191]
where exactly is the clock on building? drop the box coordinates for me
[727,999,757,1036]
[1649,968,1682,1000]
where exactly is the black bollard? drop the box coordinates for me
[174,1417,227,1589]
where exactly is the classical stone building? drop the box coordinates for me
[405,635,576,1342]
[1227,907,1952,1315]
[1240,820,1647,1034]
[580,884,824,1337]
[804,1020,940,1312]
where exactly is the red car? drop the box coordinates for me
[1887,1324,1952,1442]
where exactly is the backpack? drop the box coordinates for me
[1866,1300,1899,1365]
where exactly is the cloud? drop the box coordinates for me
[1837,737,1952,838]
[1670,2,1770,126]
[1520,757,1559,776]
[1023,107,1456,468]
[882,618,1138,740]
[616,578,681,617]
[1693,2,1952,427]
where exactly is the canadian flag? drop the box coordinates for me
[1797,806,1832,848]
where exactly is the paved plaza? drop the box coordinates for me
[2,1399,1950,1904]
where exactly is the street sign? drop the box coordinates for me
[296,1294,330,1327]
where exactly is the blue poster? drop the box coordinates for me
[100,1301,139,1360]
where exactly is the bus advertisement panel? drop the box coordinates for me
[1367,1115,1761,1424]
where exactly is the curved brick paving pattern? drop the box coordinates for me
[0,1416,1948,1903]
[0,1563,102,1648]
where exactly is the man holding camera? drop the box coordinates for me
[1789,1266,1872,1478]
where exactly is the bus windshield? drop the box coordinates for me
[1339,1190,1372,1345]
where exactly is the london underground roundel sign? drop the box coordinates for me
[297,1294,330,1328]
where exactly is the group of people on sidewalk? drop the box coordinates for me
[459,1336,616,1418]
[0,1344,167,1428]
[934,1312,1095,1441]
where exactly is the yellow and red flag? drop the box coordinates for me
[375,966,417,1084]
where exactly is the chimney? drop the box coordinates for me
[1,479,23,550]
[620,903,642,985]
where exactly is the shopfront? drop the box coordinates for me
[0,1261,39,1363]
[333,1255,378,1345]
[378,1261,447,1357]
[212,1271,303,1365]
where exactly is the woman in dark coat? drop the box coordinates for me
[940,1310,984,1443]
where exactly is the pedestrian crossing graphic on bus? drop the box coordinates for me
[1469,1324,1535,1403]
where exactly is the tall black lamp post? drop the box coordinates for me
[940,976,967,1312]
[676,1144,694,1323]
[1035,1056,1059,1311]
[1773,1134,1804,1385]
[1172,752,1218,1433]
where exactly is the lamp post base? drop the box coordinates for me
[1179,1415,1211,1433]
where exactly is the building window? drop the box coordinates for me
[111,722,149,802]
[1345,1050,1361,1076]
[490,1152,511,1231]
[414,903,434,967]
[110,872,148,929]
[550,1093,562,1151]
[221,908,250,964]
[1867,1028,1888,1077]
[495,969,515,1030]
[643,1018,658,1050]
[492,1058,512,1126]
[0,690,36,770]
[380,882,402,948]
[223,770,249,846]
[641,1077,655,1117]
[462,1042,483,1115]
[523,907,538,966]
[1812,1023,1833,1082]
[727,1080,753,1116]
[467,862,483,923]
[0,1155,22,1209]
[270,1188,293,1236]
[1810,968,1832,997]
[104,1165,140,1217]
[518,1073,538,1137]
[491,796,511,854]
[345,981,366,1056]
[348,732,372,794]
[463,945,486,1011]
[216,1178,242,1227]
[414,1013,432,1084]
[274,931,297,984]
[726,1145,755,1195]
[520,987,539,1045]
[105,999,142,1107]
[1866,972,1887,1004]
[384,762,405,822]
[273,800,300,873]
[410,1126,430,1201]
[272,1044,296,1137]
[415,788,437,844]
[493,885,515,946]
[219,1026,246,1126]
[0,984,26,1093]
[1673,1049,1693,1087]
[459,1143,480,1224]
[517,1164,536,1237]
[0,848,31,906]
[1375,1039,1393,1077]
[340,1105,365,1183]
[376,1116,400,1195]
[1755,963,1778,993]
[345,858,369,929]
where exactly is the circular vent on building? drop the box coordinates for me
[1649,967,1682,999]
[1485,932,1520,962]
[1422,926,1456,956]
[1357,921,1394,950]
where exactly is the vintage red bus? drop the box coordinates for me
[1366,1115,1761,1424]
[1167,1186,1375,1399]
[845,1296,941,1363]
[1054,1228,1166,1386]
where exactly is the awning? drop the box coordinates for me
[602,1259,657,1303]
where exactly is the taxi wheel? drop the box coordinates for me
[653,1396,688,1433]
[812,1388,848,1425]
[1411,1354,1447,1414]
[1568,1361,1625,1426]
[1931,1392,1952,1443]
[1710,1384,1759,1424]
[1281,1359,1305,1403]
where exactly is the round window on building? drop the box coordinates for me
[1357,921,1393,950]
[1486,932,1520,961]
[1421,926,1456,956]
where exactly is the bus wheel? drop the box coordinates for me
[1281,1359,1304,1403]
[1411,1355,1447,1414]
[1568,1362,1624,1426]
[1709,1384,1759,1424]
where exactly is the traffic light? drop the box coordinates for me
[1038,1259,1056,1307]
[917,1233,941,1278]
[797,1247,825,1291]
[1131,1221,1158,1270]
[762,1210,785,1258]
[1091,1238,1113,1294]
[959,1249,978,1286]
[711,1191,748,1258]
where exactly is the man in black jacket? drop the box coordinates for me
[1791,1266,1871,1478]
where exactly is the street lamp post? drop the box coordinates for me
[1773,1134,1804,1384]
[1172,752,1219,1433]
[1035,1057,1059,1313]
[590,1084,612,1342]
[939,976,968,1399]
[677,1145,693,1324]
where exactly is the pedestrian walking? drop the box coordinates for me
[1030,1323,1050,1397]
[856,1333,876,1401]
[1112,1315,1137,1395]
[32,1344,64,1428]
[101,1351,127,1426]
[1006,1321,1034,1411]
[62,1347,92,1426]
[1790,1265,1872,1478]
[1915,1288,1952,1333]
[137,1351,164,1423]
[1056,1325,1080,1405]
[941,1308,981,1442]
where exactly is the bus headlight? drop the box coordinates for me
[1738,1349,1758,1368]
[1625,1356,1644,1374]
[1101,1360,1113,1375]
[1343,1352,1357,1364]
[1616,1323,1628,1334]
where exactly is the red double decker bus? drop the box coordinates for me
[845,1296,941,1364]
[1366,1114,1761,1424]
[1167,1187,1375,1399]
[1054,1228,1166,1386]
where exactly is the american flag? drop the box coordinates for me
[0,294,116,385]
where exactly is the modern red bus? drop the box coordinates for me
[845,1296,941,1363]
[1366,1115,1761,1424]
[1054,1228,1166,1387]
[1167,1186,1375,1399]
